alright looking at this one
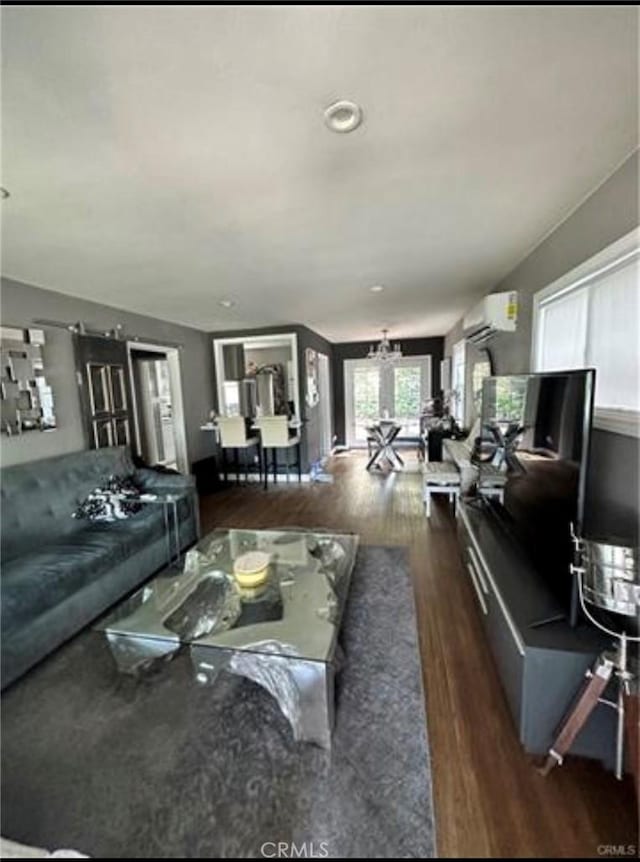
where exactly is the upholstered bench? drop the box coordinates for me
[478,464,507,504]
[422,461,461,518]
[442,418,481,493]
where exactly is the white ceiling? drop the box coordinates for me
[1,5,637,342]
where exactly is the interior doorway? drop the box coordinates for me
[127,342,189,474]
[317,352,333,457]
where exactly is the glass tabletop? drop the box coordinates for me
[97,528,359,664]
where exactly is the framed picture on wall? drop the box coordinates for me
[305,347,319,408]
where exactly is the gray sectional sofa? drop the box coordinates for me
[1,446,198,689]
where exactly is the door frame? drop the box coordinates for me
[344,356,432,448]
[126,341,189,474]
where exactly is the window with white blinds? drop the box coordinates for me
[533,231,640,436]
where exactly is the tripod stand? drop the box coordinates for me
[540,534,639,780]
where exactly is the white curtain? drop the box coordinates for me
[537,287,588,372]
[587,260,640,410]
[536,253,639,413]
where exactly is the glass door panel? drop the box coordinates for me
[352,366,380,442]
[393,365,422,436]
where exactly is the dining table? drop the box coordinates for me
[366,419,404,471]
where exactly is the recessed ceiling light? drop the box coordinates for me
[324,100,363,134]
[219,299,235,308]
[370,285,384,293]
[0,187,10,200]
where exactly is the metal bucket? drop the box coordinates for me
[581,537,640,618]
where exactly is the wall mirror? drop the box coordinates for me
[213,333,300,420]
[0,326,56,434]
[471,349,494,419]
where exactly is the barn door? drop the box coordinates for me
[74,334,133,450]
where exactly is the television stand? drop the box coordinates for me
[456,500,616,769]
[529,612,566,628]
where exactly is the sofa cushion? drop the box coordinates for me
[0,509,163,633]
[1,447,136,563]
[0,495,196,635]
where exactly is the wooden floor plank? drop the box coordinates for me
[199,452,638,858]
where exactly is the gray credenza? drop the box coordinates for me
[457,500,616,770]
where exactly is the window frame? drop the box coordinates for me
[531,227,640,438]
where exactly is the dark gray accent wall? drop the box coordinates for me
[332,337,444,445]
[0,277,217,469]
[210,323,334,470]
[444,151,640,540]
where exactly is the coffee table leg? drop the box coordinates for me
[106,632,180,674]
[293,659,334,750]
[190,646,335,749]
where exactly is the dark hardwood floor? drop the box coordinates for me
[199,451,638,858]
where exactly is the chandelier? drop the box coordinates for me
[367,329,403,362]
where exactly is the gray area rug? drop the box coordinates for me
[1,546,436,858]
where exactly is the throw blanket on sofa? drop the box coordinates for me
[72,474,143,522]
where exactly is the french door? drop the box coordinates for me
[344,356,432,447]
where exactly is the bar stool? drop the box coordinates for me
[217,417,261,485]
[256,416,301,490]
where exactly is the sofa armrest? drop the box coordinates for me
[442,438,472,463]
[135,468,196,495]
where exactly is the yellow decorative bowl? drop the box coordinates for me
[233,551,270,590]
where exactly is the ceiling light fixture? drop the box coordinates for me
[324,100,363,134]
[0,187,10,200]
[367,329,402,363]
[370,285,384,293]
[219,299,235,309]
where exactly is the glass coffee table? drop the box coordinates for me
[98,528,359,748]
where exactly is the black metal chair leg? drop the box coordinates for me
[222,448,228,484]
[273,448,277,484]
[263,448,268,490]
[234,448,240,486]
[297,442,302,482]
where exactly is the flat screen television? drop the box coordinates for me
[478,369,595,622]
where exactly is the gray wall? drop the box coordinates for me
[444,151,640,540]
[0,277,217,469]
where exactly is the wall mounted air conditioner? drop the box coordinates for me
[463,291,518,344]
